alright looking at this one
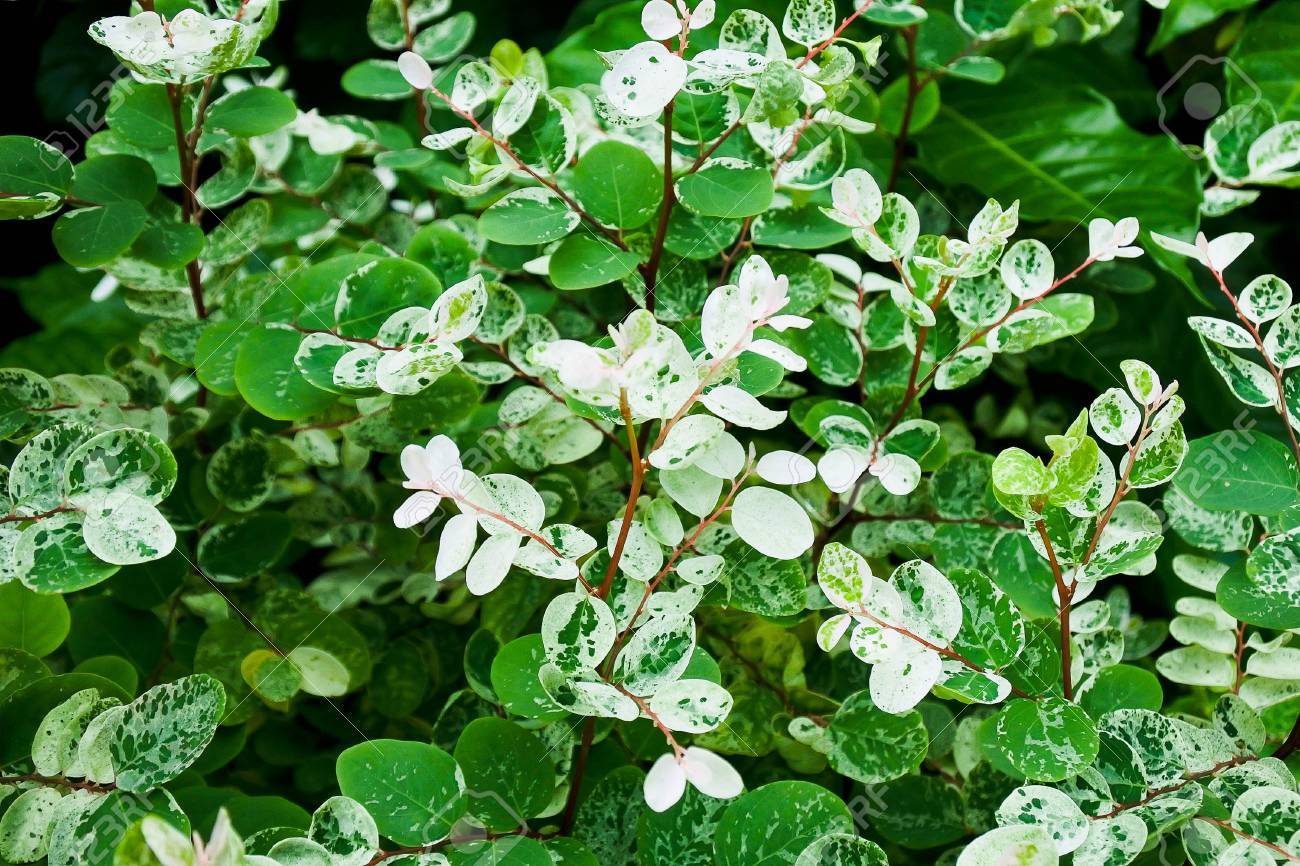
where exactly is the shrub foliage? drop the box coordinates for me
[1,0,1298,864]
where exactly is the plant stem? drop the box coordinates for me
[642,99,676,312]
[400,0,431,138]
[1274,714,1300,761]
[609,463,754,661]
[0,773,115,793]
[559,717,596,835]
[1094,754,1253,818]
[899,253,1098,419]
[1209,265,1300,466]
[685,0,876,174]
[850,605,1033,699]
[0,505,76,525]
[887,24,920,193]
[599,391,644,598]
[1035,519,1073,700]
[425,86,629,252]
[1197,818,1299,861]
[165,83,208,320]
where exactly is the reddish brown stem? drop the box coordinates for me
[0,505,76,525]
[851,606,1033,700]
[559,718,596,835]
[0,773,115,794]
[1197,818,1299,861]
[642,99,676,311]
[1210,266,1300,466]
[400,0,431,138]
[165,83,207,320]
[1095,754,1252,818]
[426,86,629,253]
[598,392,644,598]
[1035,519,1073,700]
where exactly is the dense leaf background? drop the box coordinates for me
[4,0,1300,864]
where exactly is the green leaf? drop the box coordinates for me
[308,796,379,866]
[916,71,1203,290]
[453,717,556,830]
[949,567,1027,669]
[1218,559,1300,629]
[714,781,853,866]
[880,78,940,136]
[206,436,276,512]
[573,764,644,866]
[1228,0,1300,120]
[132,216,204,268]
[479,188,580,245]
[235,325,336,421]
[196,513,292,582]
[548,235,642,290]
[675,161,774,219]
[638,784,730,866]
[207,86,298,137]
[868,775,966,849]
[753,202,852,249]
[17,512,120,593]
[52,202,149,268]
[67,596,166,674]
[0,582,69,657]
[1172,432,1300,516]
[491,634,566,721]
[542,591,615,673]
[786,315,863,387]
[1079,664,1164,719]
[415,11,477,62]
[70,155,157,205]
[343,59,411,100]
[194,321,244,396]
[64,427,177,505]
[335,258,442,338]
[794,835,889,866]
[111,675,225,792]
[1150,0,1258,53]
[574,140,662,229]
[105,84,186,151]
[336,739,465,847]
[721,543,808,617]
[0,135,74,198]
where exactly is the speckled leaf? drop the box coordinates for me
[985,697,1100,783]
[714,781,853,866]
[1072,814,1147,866]
[308,796,379,866]
[542,591,615,674]
[0,787,64,862]
[824,690,928,783]
[996,785,1087,855]
[110,674,225,792]
[612,615,694,696]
